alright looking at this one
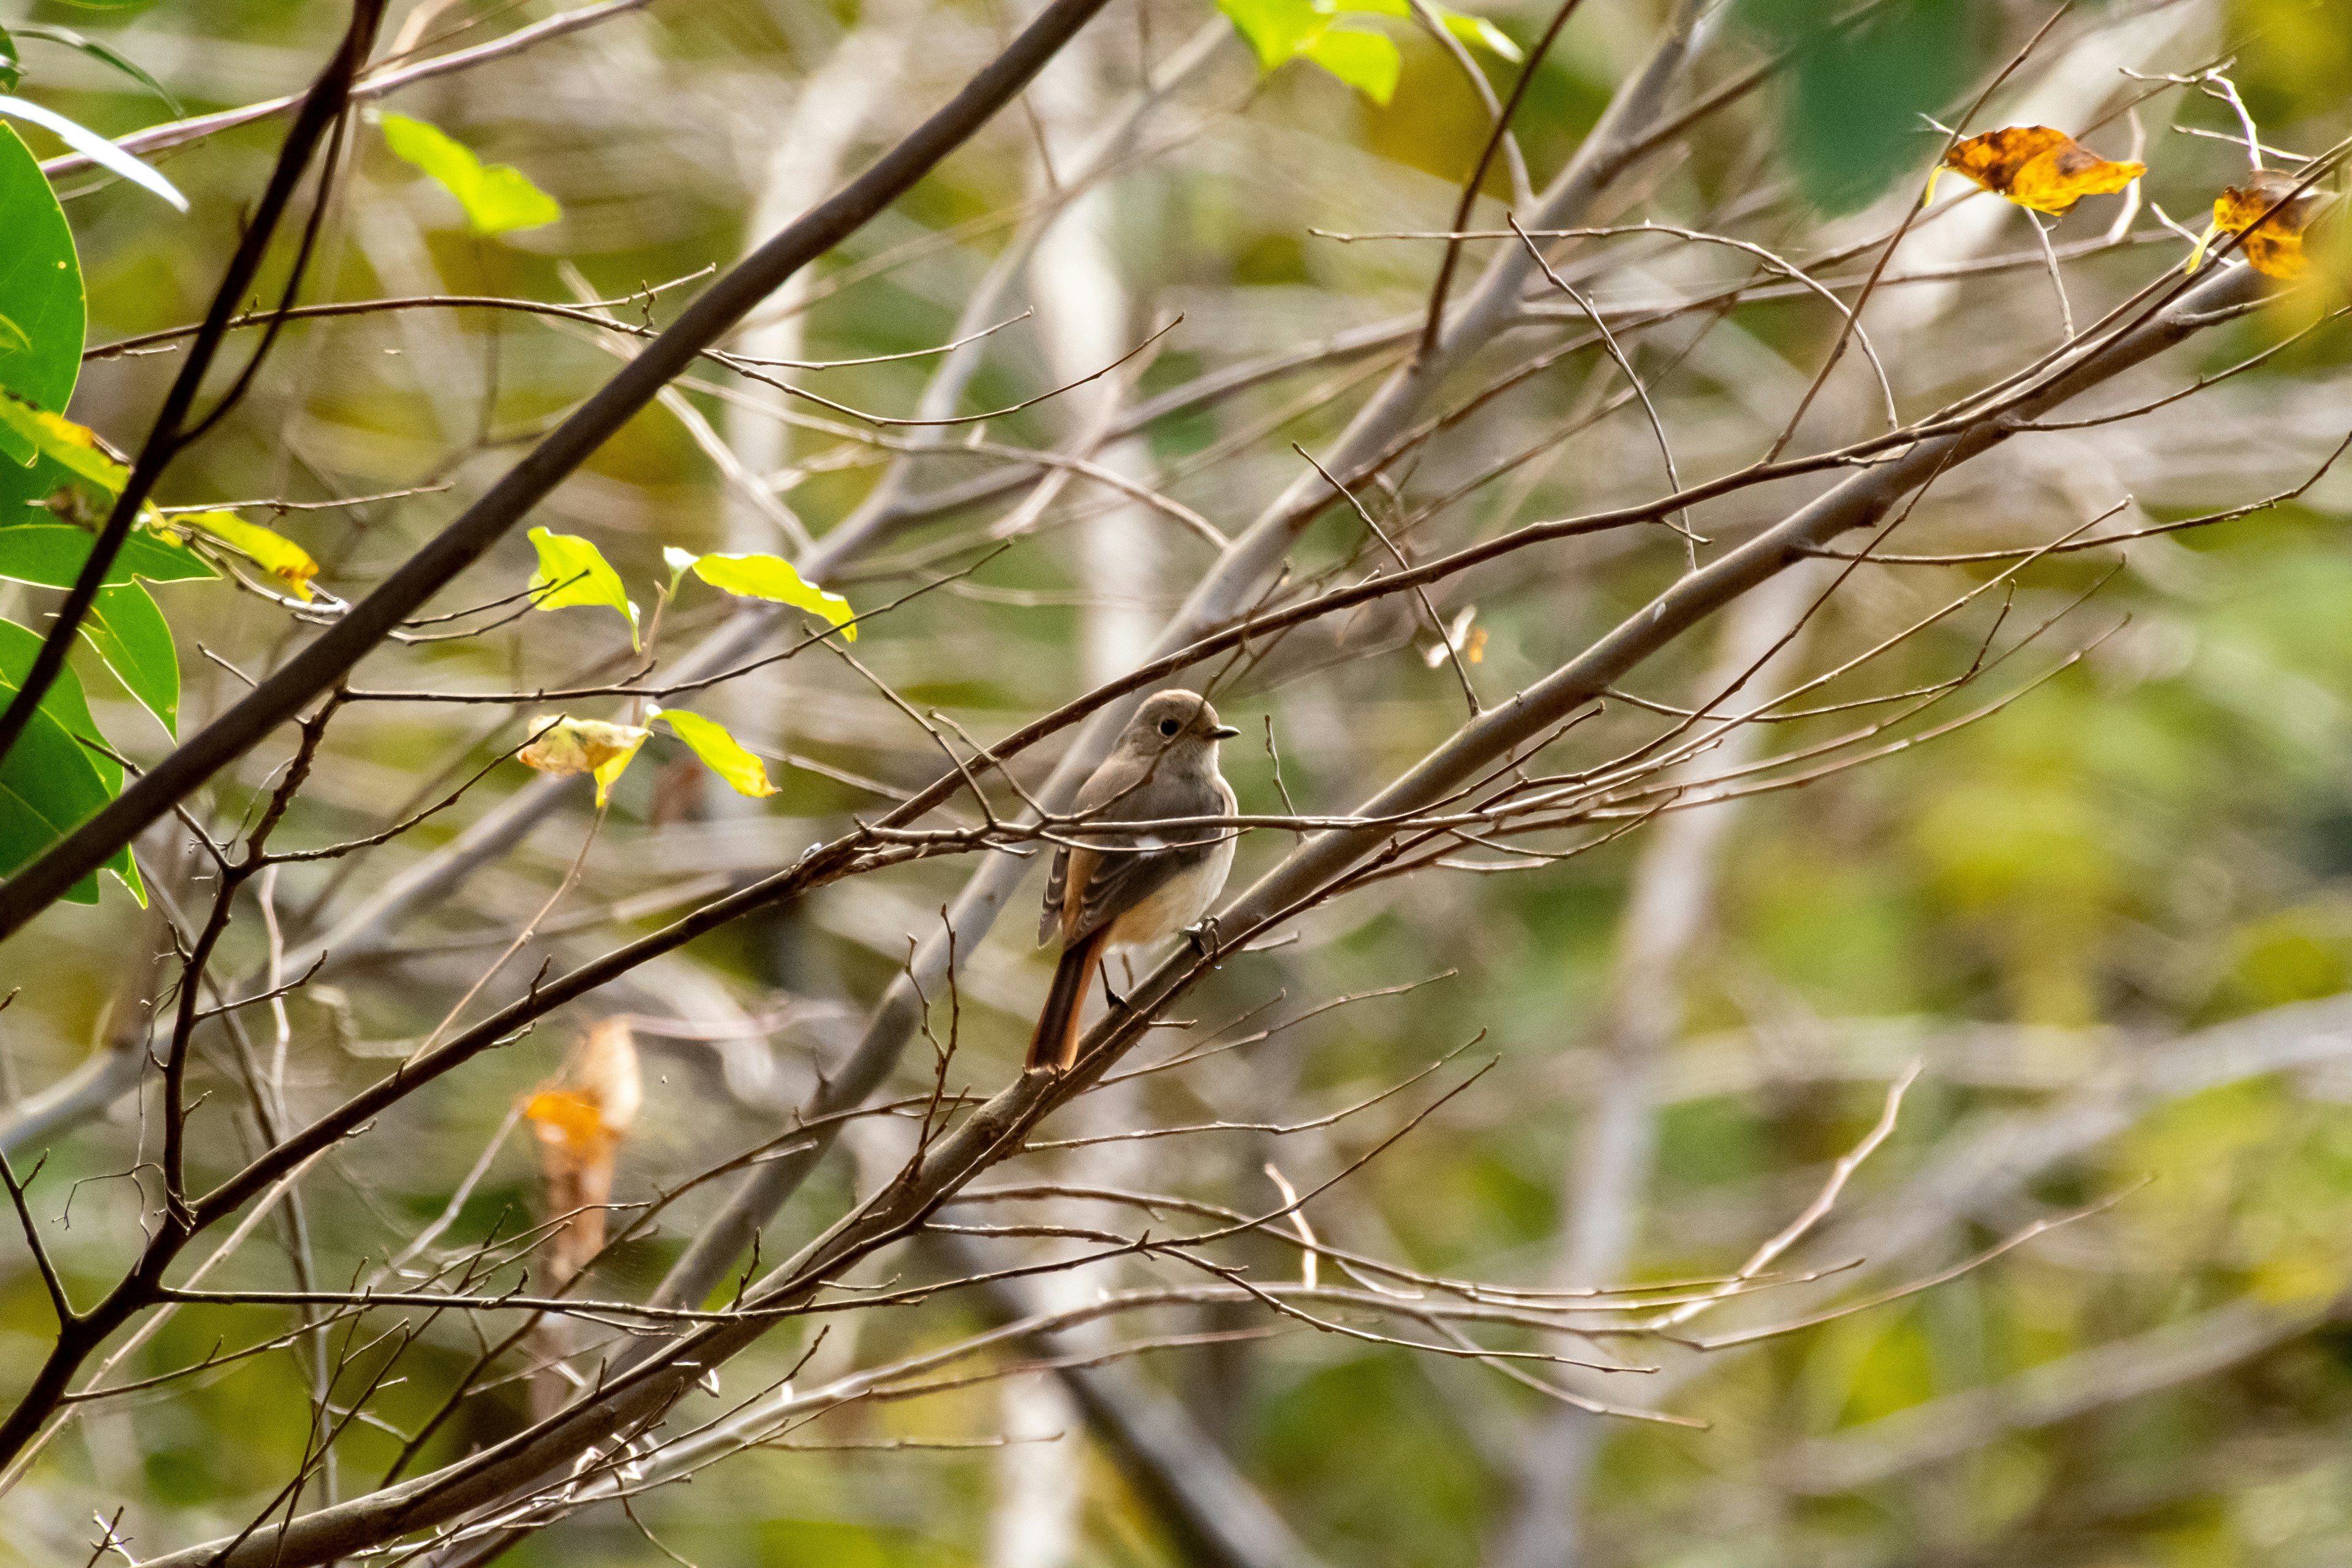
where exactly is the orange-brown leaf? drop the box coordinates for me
[1938,126,2145,215]
[2201,170,2328,279]
[524,1020,643,1284]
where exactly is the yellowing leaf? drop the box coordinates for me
[0,394,130,489]
[686,551,855,641]
[1934,125,2145,215]
[517,714,649,807]
[654,706,777,797]
[178,509,318,600]
[527,526,639,649]
[2188,169,2329,280]
[379,112,560,236]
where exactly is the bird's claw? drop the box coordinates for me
[1185,916,1223,959]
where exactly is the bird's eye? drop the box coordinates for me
[1159,718,1181,736]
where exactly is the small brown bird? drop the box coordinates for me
[1028,690,1241,1074]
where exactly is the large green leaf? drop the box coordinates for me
[1736,0,1983,214]
[0,123,81,470]
[380,113,561,237]
[0,522,217,586]
[0,617,138,902]
[0,700,108,903]
[81,580,175,736]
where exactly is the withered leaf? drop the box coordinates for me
[2190,169,2329,280]
[1934,126,2146,215]
[517,715,650,807]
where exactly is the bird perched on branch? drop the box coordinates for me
[1028,690,1241,1074]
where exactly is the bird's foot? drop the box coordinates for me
[1185,916,1224,959]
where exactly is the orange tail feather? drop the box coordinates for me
[1027,930,1108,1073]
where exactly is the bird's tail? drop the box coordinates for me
[1027,929,1109,1074]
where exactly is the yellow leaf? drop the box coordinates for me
[0,395,131,489]
[178,509,320,600]
[526,526,639,650]
[2189,169,2329,279]
[379,113,561,237]
[687,551,855,641]
[655,706,777,797]
[516,714,649,807]
[1938,125,2144,215]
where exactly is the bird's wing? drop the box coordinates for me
[1061,761,1222,944]
[1039,843,1070,946]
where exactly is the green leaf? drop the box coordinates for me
[685,552,854,641]
[80,579,174,735]
[0,616,137,903]
[175,509,318,599]
[0,394,127,488]
[1735,0,1980,214]
[14,25,185,116]
[1433,5,1522,61]
[655,707,777,797]
[1216,0,1406,101]
[1217,0,1326,70]
[0,93,184,211]
[527,526,639,649]
[0,31,18,99]
[379,113,561,237]
[0,522,216,586]
[1305,28,1401,104]
[662,544,698,592]
[0,123,83,417]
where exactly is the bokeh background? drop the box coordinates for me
[4,0,2352,1563]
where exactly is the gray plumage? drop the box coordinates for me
[1028,690,1239,1072]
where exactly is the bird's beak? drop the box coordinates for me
[1209,725,1242,740]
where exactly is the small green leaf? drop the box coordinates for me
[662,545,698,591]
[379,113,561,237]
[13,24,185,116]
[0,28,20,96]
[686,551,854,641]
[1218,0,1325,69]
[0,616,137,903]
[527,526,639,649]
[1305,28,1400,104]
[80,579,175,735]
[654,707,777,798]
[1434,5,1522,61]
[0,522,215,586]
[175,508,318,599]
